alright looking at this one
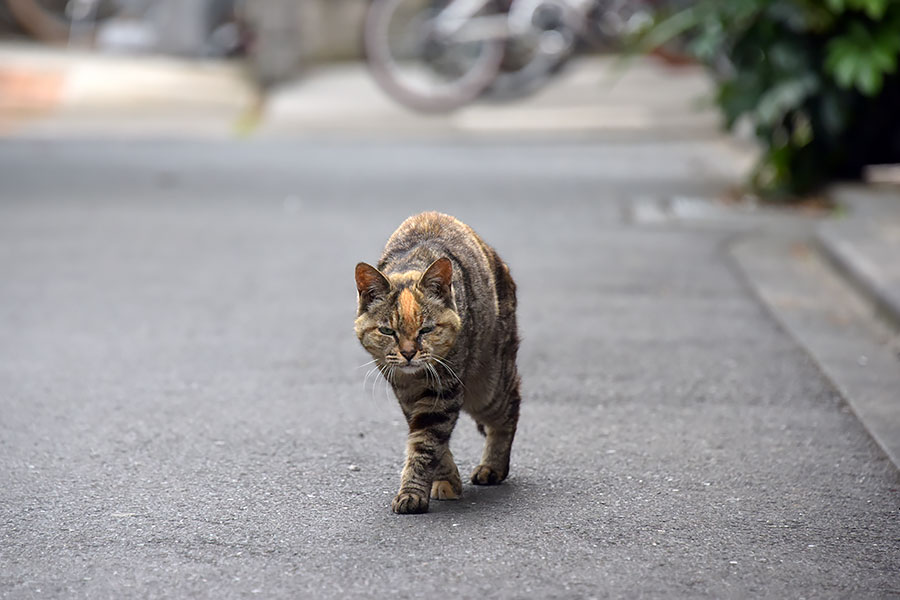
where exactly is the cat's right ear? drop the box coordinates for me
[355,262,390,313]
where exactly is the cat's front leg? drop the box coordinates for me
[392,399,460,514]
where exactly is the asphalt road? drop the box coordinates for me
[1,139,898,599]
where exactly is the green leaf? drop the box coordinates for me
[754,74,820,126]
[857,63,883,94]
[857,0,888,19]
[716,70,768,128]
[824,20,899,95]
[869,44,897,72]
[875,25,900,67]
[827,49,859,87]
[769,41,809,73]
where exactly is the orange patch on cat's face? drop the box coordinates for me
[398,288,421,330]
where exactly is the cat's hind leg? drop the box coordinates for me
[471,423,516,485]
[471,383,521,486]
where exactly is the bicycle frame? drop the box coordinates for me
[433,0,509,41]
[432,0,596,44]
[363,0,650,111]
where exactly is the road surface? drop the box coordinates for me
[1,138,898,599]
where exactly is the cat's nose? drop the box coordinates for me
[400,349,416,363]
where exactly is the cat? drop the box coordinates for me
[354,212,521,514]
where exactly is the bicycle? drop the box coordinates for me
[363,0,653,112]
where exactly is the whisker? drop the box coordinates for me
[363,366,379,394]
[370,364,385,403]
[432,355,465,389]
[426,363,442,409]
[425,362,437,390]
[385,366,395,402]
[429,364,440,393]
[440,362,463,386]
[434,355,459,369]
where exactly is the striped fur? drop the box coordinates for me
[355,212,521,514]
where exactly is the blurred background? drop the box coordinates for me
[0,0,704,139]
[1,0,898,194]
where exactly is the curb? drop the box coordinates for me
[730,230,900,471]
[815,185,900,333]
[815,225,900,333]
[729,184,900,472]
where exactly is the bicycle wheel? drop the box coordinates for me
[484,46,571,101]
[485,0,580,101]
[364,0,506,112]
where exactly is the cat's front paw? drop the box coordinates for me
[392,491,429,514]
[470,464,506,485]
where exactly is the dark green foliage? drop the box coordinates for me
[646,0,900,196]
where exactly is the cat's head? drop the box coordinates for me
[354,257,461,374]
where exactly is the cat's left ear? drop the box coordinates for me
[355,262,390,313]
[418,257,454,306]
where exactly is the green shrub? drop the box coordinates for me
[646,0,900,197]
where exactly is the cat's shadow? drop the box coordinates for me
[428,479,523,515]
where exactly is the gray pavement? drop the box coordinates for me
[1,138,899,599]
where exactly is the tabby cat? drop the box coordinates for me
[354,212,521,514]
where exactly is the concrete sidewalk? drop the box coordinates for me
[0,43,254,137]
[258,56,720,138]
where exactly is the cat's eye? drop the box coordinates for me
[378,326,396,336]
[419,326,434,335]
